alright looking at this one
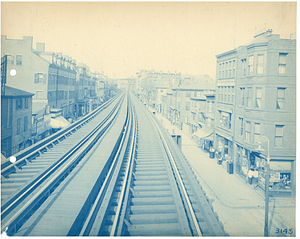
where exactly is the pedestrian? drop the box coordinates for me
[247,166,255,184]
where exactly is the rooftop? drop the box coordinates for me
[1,85,34,97]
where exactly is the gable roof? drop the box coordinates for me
[1,85,34,97]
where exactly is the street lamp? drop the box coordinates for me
[256,136,270,237]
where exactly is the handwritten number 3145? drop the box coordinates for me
[276,228,293,234]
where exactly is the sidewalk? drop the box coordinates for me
[155,112,295,237]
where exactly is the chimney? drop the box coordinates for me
[266,29,273,35]
[36,42,45,52]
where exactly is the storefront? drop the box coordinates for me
[235,145,258,177]
[215,133,233,161]
[256,156,293,196]
[193,126,213,151]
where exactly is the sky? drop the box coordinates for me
[1,2,297,79]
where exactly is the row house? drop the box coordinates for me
[155,85,168,114]
[215,29,296,196]
[169,81,215,136]
[46,52,77,119]
[2,35,100,120]
[1,36,77,123]
[192,90,216,151]
[75,63,92,117]
[93,72,108,109]
[215,48,237,166]
[1,35,107,148]
[1,86,34,157]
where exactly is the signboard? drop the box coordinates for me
[269,171,280,183]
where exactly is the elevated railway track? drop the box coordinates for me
[1,91,226,237]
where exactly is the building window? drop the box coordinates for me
[255,87,262,108]
[222,63,225,78]
[219,64,222,78]
[8,55,14,65]
[239,117,244,136]
[224,86,227,102]
[257,54,264,74]
[254,123,261,143]
[24,116,28,131]
[207,101,213,113]
[191,112,196,120]
[17,118,21,135]
[233,60,236,76]
[242,59,247,76]
[231,86,234,103]
[229,61,232,77]
[220,86,224,102]
[240,87,245,106]
[248,56,254,74]
[16,55,22,65]
[16,98,23,110]
[186,91,191,97]
[35,73,46,84]
[36,90,43,99]
[245,121,251,142]
[225,62,228,77]
[219,111,231,130]
[246,87,252,108]
[25,98,29,108]
[279,53,287,74]
[275,125,284,147]
[276,87,285,110]
[185,102,190,111]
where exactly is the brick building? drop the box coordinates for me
[1,36,77,120]
[1,86,34,157]
[215,29,296,196]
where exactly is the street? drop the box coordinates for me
[155,112,295,237]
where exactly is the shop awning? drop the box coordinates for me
[50,116,70,129]
[202,134,214,141]
[193,126,214,139]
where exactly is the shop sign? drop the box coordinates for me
[269,171,280,183]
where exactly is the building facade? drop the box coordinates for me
[214,49,237,164]
[1,86,34,157]
[1,36,78,120]
[215,30,296,196]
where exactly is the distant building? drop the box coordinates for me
[75,63,93,116]
[192,91,216,151]
[31,105,51,143]
[215,29,296,196]
[170,82,215,135]
[1,86,34,157]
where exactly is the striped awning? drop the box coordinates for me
[193,126,213,140]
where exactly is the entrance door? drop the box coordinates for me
[236,152,241,173]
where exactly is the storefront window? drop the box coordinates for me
[257,160,292,191]
[219,111,231,130]
[241,149,248,175]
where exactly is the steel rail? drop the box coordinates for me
[110,101,137,236]
[1,95,123,219]
[1,94,125,234]
[144,105,203,236]
[1,94,120,176]
[78,98,133,236]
